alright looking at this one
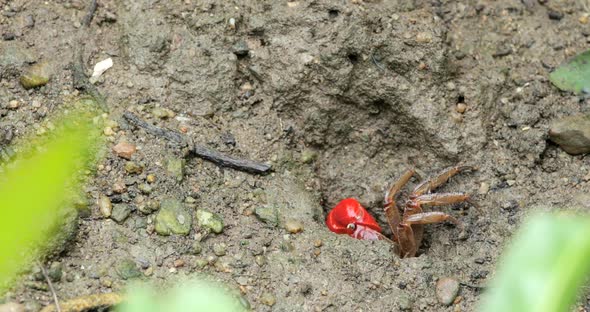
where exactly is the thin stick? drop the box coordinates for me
[70,0,107,111]
[122,112,272,175]
[37,261,61,312]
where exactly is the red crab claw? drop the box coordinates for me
[326,198,383,240]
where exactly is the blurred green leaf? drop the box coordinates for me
[0,103,102,287]
[550,50,590,94]
[480,214,590,312]
[118,279,249,312]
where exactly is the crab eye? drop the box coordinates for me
[346,223,356,230]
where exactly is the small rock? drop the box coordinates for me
[7,100,19,110]
[255,255,266,267]
[98,194,112,217]
[314,239,323,247]
[48,262,63,282]
[173,259,185,268]
[213,243,227,256]
[196,209,224,234]
[232,40,250,57]
[20,61,51,89]
[416,32,432,43]
[195,258,208,269]
[478,182,489,195]
[549,114,590,155]
[111,204,132,223]
[259,292,276,307]
[113,181,127,194]
[155,199,192,235]
[254,206,279,227]
[138,183,153,194]
[0,302,25,312]
[192,241,203,255]
[436,277,460,306]
[284,219,304,233]
[548,10,563,20]
[125,161,143,174]
[166,158,185,183]
[146,174,156,183]
[138,199,160,214]
[152,107,175,119]
[103,127,115,136]
[300,149,317,164]
[112,142,136,160]
[456,103,467,114]
[116,259,142,280]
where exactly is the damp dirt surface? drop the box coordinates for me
[2,0,590,311]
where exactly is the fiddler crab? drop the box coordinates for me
[326,166,476,258]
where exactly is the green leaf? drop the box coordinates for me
[0,103,103,287]
[550,50,590,94]
[480,214,590,312]
[118,280,249,312]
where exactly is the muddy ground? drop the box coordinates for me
[2,0,590,311]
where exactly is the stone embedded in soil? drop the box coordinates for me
[98,194,112,217]
[112,141,136,160]
[155,199,192,235]
[19,61,51,89]
[254,206,279,227]
[284,219,304,233]
[111,204,132,223]
[436,277,460,306]
[47,262,63,282]
[212,242,227,256]
[138,183,153,194]
[259,292,276,307]
[138,199,160,215]
[166,158,185,183]
[195,209,224,234]
[125,161,143,174]
[549,114,590,155]
[398,294,413,311]
[116,259,142,280]
[152,107,175,119]
[192,241,203,255]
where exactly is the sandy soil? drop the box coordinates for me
[1,0,590,311]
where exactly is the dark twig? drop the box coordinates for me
[70,0,107,111]
[122,112,272,175]
[81,0,98,28]
[122,112,187,145]
[192,145,272,175]
[37,261,61,312]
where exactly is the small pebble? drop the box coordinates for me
[146,174,156,183]
[195,259,208,269]
[300,149,317,164]
[192,241,203,255]
[213,243,227,256]
[111,204,132,223]
[416,32,432,43]
[259,292,276,306]
[103,127,115,136]
[112,181,127,194]
[284,219,304,233]
[255,255,266,267]
[580,14,589,24]
[20,61,51,89]
[138,183,153,195]
[173,259,185,268]
[314,239,322,247]
[456,103,467,114]
[98,194,112,217]
[125,161,143,174]
[7,100,19,110]
[436,277,460,306]
[196,209,224,234]
[112,142,136,160]
[478,182,489,195]
[313,248,321,256]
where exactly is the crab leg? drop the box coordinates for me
[404,211,463,229]
[413,165,474,196]
[384,169,415,242]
